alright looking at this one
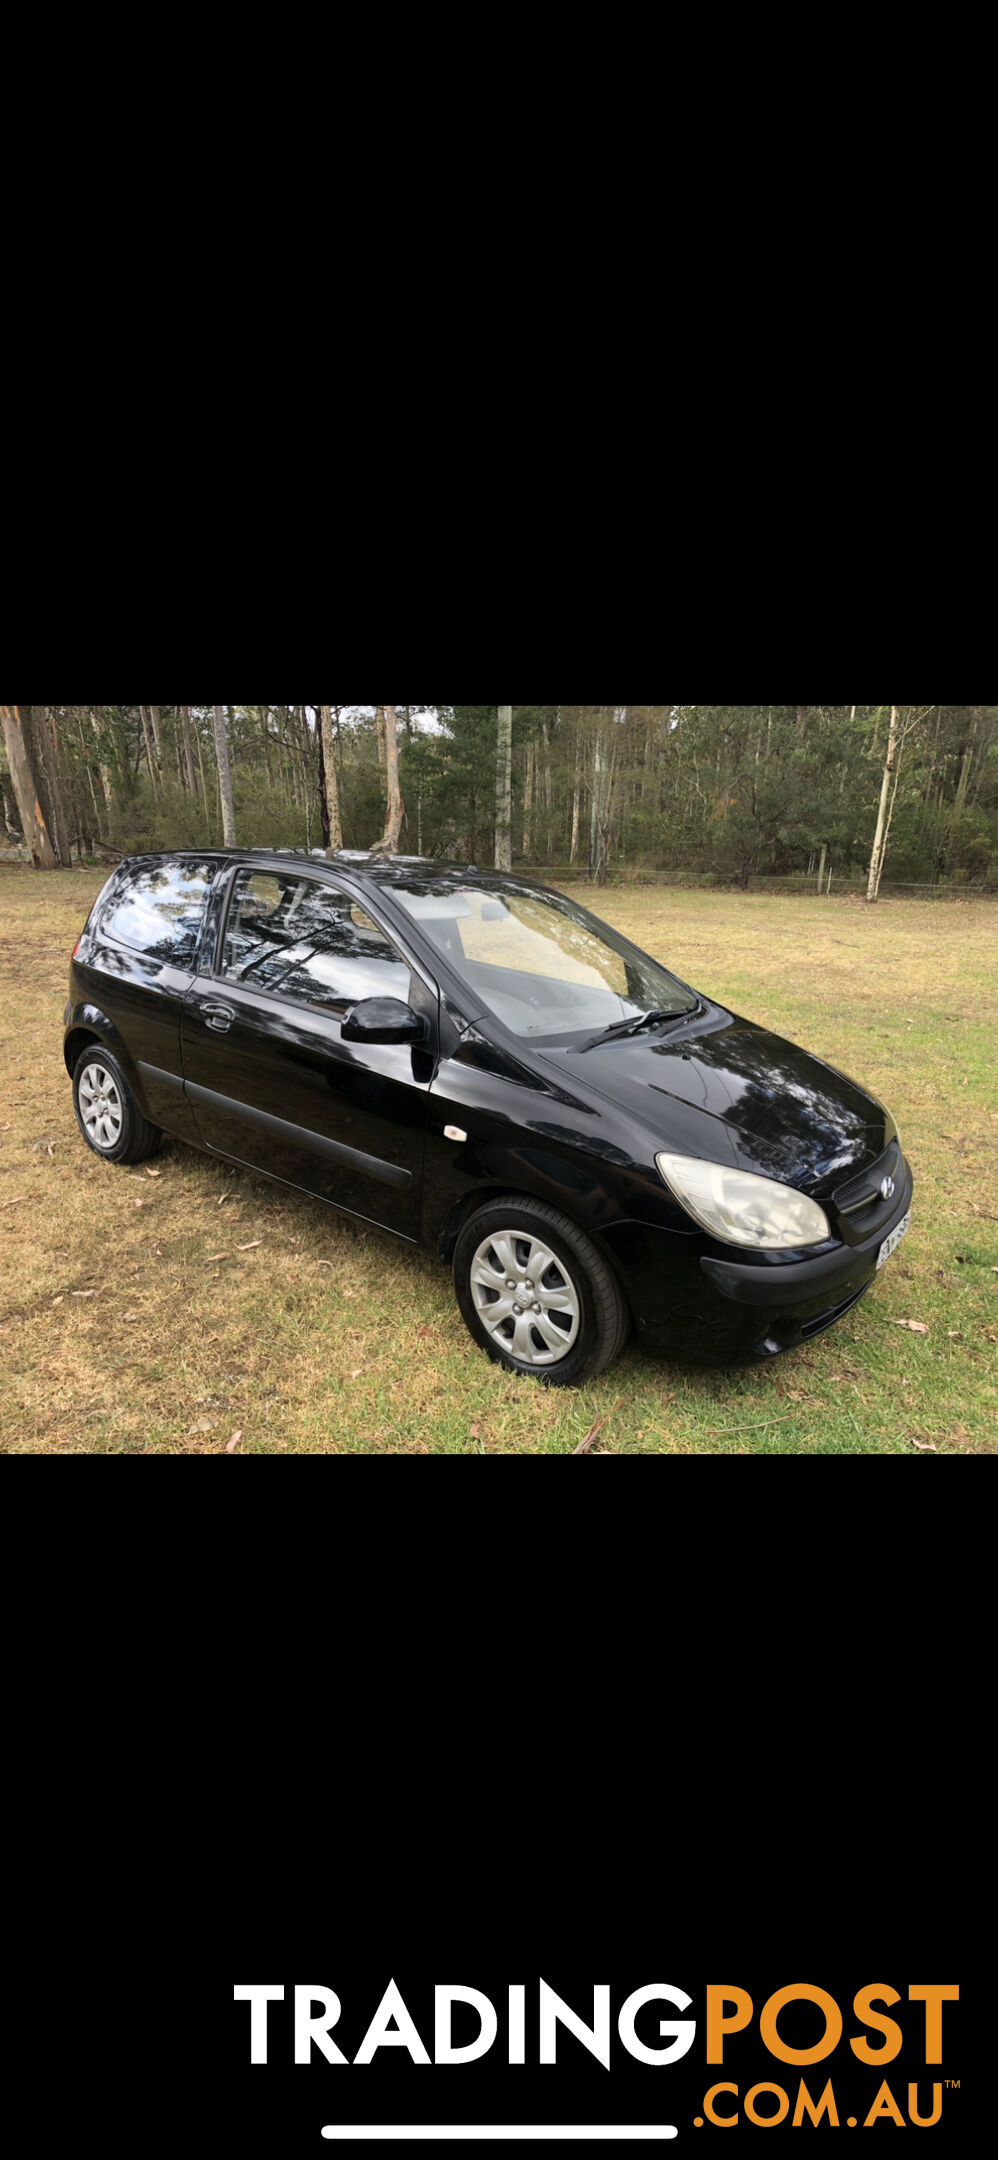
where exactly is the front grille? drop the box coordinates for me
[830,1140,904,1245]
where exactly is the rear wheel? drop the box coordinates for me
[453,1196,630,1386]
[73,1045,163,1165]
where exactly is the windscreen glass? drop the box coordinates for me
[394,882,696,1041]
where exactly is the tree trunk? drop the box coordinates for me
[317,707,330,848]
[570,729,581,864]
[866,704,898,903]
[592,721,616,886]
[37,707,74,864]
[149,704,163,766]
[212,704,237,846]
[2,767,24,845]
[495,704,513,870]
[642,715,658,800]
[76,710,103,836]
[195,721,209,813]
[90,708,114,808]
[817,842,827,888]
[376,705,387,771]
[138,705,160,796]
[953,709,979,816]
[523,738,534,858]
[181,705,200,794]
[321,704,343,852]
[382,705,403,852]
[1,705,61,867]
[258,704,273,784]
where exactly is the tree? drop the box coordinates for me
[321,705,343,852]
[590,708,623,885]
[866,706,926,902]
[495,705,513,870]
[8,700,992,886]
[382,705,404,852]
[212,704,237,846]
[138,705,160,796]
[0,705,67,867]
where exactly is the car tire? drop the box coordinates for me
[453,1195,630,1387]
[73,1045,163,1166]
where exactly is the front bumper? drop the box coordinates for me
[602,1155,914,1364]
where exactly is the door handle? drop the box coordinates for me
[202,1002,235,1032]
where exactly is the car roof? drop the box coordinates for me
[118,849,564,900]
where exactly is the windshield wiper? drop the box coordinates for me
[580,1007,692,1052]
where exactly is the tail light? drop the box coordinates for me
[71,936,82,960]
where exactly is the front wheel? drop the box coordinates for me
[453,1196,630,1386]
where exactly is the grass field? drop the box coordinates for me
[1,865,995,1456]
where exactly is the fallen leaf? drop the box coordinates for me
[122,1310,142,1321]
[188,1417,214,1435]
[52,1295,63,1306]
[947,1330,963,1339]
[908,1436,938,1451]
[237,1241,263,1252]
[349,1368,364,1379]
[71,1290,98,1298]
[890,1319,929,1334]
[470,1423,481,1441]
[573,1396,624,1455]
[145,1166,162,1178]
[226,1429,243,1453]
[207,1252,231,1262]
[418,1324,434,1338]
[134,1198,145,1208]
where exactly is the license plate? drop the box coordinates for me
[877,1210,911,1269]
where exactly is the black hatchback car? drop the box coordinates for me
[64,850,913,1385]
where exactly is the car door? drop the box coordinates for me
[180,865,435,1238]
[84,855,219,1133]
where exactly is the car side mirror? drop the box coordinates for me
[341,996,426,1045]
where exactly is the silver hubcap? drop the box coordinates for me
[470,1229,581,1366]
[79,1063,123,1149]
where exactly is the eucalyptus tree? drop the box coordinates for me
[495,706,513,870]
[212,705,237,847]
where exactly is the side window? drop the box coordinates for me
[220,871,412,1014]
[101,860,215,965]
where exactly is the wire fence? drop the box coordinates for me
[520,866,994,899]
[1,845,993,899]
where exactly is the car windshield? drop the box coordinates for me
[393,879,697,1043]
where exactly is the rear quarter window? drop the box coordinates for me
[100,860,215,965]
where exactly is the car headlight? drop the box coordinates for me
[656,1152,831,1249]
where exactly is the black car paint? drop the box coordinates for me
[64,851,914,1365]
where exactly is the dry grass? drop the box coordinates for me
[1,866,995,1456]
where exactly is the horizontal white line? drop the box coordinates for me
[320,2132,677,2143]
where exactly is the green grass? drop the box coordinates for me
[1,866,995,1455]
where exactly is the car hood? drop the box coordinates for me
[538,1003,893,1191]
